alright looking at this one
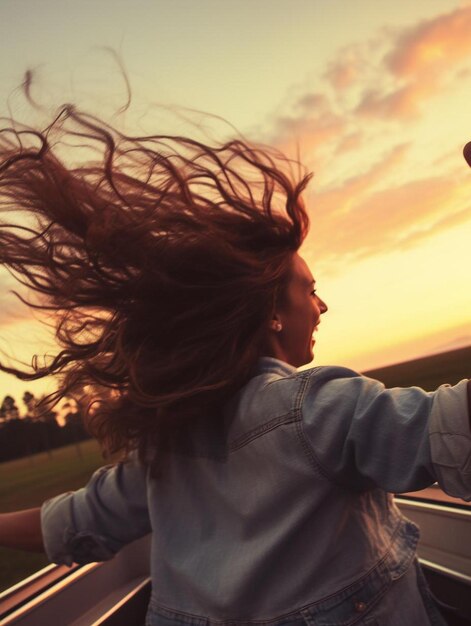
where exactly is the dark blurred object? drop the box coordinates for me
[464,142,471,166]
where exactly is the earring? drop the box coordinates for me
[274,321,282,332]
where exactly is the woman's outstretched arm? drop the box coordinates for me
[0,508,44,552]
[301,369,471,499]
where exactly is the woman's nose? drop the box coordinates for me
[319,298,328,314]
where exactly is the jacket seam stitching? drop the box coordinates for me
[293,373,332,481]
[228,412,298,452]
[295,371,357,488]
[430,431,471,437]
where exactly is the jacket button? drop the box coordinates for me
[354,601,367,612]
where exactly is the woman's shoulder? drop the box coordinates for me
[249,358,372,421]
[255,357,366,392]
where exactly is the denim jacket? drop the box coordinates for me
[41,358,470,625]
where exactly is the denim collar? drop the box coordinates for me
[256,357,298,377]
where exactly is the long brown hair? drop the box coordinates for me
[0,102,311,463]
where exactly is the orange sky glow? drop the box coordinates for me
[0,0,470,403]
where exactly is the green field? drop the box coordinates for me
[363,345,471,390]
[0,439,105,592]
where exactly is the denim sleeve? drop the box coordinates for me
[301,367,471,499]
[429,379,471,499]
[40,452,151,566]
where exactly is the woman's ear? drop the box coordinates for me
[270,318,283,332]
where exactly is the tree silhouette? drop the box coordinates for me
[62,393,90,459]
[22,391,37,418]
[0,390,92,463]
[0,395,19,421]
[36,395,59,459]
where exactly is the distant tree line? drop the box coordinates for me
[0,392,91,463]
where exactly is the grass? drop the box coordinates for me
[0,439,105,592]
[363,345,471,390]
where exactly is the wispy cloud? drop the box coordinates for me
[268,91,346,158]
[324,45,363,92]
[306,170,471,274]
[337,6,471,121]
[386,6,471,78]
[305,168,471,268]
[355,80,437,121]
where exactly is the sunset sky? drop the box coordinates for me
[0,0,470,403]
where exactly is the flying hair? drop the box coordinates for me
[0,88,312,468]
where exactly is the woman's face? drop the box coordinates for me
[266,253,328,368]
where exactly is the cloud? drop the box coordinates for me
[334,131,364,154]
[355,80,437,120]
[304,172,471,270]
[267,91,346,159]
[386,6,471,77]
[269,5,471,136]
[308,143,410,219]
[324,45,364,91]
[267,7,471,160]
[356,5,471,120]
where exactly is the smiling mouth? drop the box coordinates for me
[311,325,320,344]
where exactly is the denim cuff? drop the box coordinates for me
[41,492,117,566]
[429,379,471,500]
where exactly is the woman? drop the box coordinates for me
[0,102,469,626]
